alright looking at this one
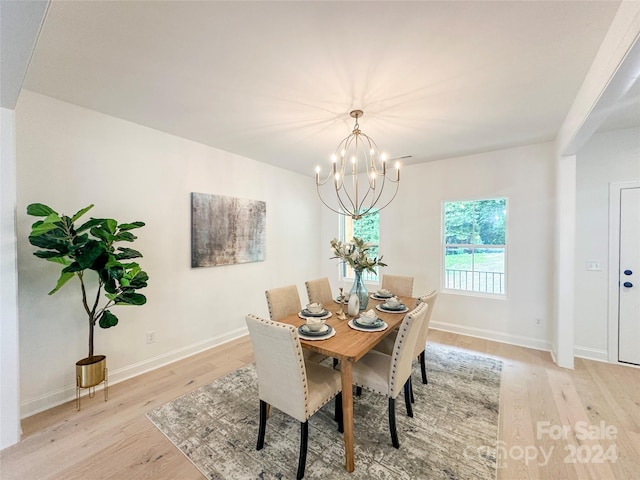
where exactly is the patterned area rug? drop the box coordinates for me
[146,343,502,479]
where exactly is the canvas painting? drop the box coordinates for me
[191,193,266,267]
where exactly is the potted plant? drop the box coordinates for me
[26,203,149,397]
[330,236,386,310]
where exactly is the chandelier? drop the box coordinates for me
[315,110,401,220]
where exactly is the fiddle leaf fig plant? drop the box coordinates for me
[27,203,149,359]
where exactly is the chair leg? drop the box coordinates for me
[403,379,413,418]
[419,351,428,384]
[333,358,338,368]
[297,421,309,480]
[409,376,415,404]
[335,392,344,433]
[389,397,400,449]
[257,400,267,450]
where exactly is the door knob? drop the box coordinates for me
[624,270,633,275]
[623,282,633,288]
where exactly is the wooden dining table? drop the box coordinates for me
[277,294,416,473]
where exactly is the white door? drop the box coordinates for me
[618,187,640,365]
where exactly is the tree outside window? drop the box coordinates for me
[341,210,380,281]
[443,198,507,295]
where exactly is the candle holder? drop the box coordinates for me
[336,287,348,320]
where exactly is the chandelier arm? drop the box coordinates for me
[317,181,360,218]
[316,185,350,216]
[316,170,336,186]
[336,183,358,215]
[369,175,386,209]
[365,168,400,214]
[369,181,400,214]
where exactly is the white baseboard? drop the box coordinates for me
[20,327,248,418]
[430,321,552,352]
[549,347,558,366]
[574,345,609,362]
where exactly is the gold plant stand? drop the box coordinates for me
[75,355,109,410]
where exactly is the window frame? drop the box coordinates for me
[441,197,508,298]
[338,211,381,284]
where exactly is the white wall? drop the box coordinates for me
[321,142,556,350]
[574,127,640,360]
[1,107,22,448]
[15,88,631,417]
[15,91,322,416]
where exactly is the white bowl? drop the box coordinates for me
[376,289,392,297]
[306,302,323,313]
[306,317,326,332]
[358,315,378,325]
[385,298,402,308]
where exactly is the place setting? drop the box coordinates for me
[348,309,388,332]
[298,303,336,340]
[375,296,409,313]
[298,302,332,320]
[370,288,394,301]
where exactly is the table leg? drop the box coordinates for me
[340,360,355,472]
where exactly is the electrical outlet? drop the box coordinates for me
[586,261,602,271]
[535,318,542,327]
[146,331,156,344]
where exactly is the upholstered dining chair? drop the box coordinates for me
[381,274,414,297]
[413,290,438,385]
[304,277,334,306]
[265,284,302,322]
[372,290,439,408]
[245,314,343,480]
[265,285,327,363]
[374,290,439,386]
[344,302,429,448]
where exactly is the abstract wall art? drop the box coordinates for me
[191,193,266,267]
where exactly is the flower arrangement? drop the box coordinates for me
[329,237,387,274]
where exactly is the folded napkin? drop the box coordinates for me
[361,309,378,319]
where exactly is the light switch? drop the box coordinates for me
[586,261,602,271]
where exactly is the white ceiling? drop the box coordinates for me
[21,0,633,176]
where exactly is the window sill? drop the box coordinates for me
[441,288,508,300]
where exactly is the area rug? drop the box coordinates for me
[146,343,502,479]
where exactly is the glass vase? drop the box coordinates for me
[350,270,369,311]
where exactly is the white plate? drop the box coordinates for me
[298,325,336,341]
[353,317,385,329]
[347,319,388,332]
[371,293,393,300]
[375,304,409,314]
[301,308,329,317]
[299,323,329,335]
[298,311,332,320]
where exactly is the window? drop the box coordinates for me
[340,210,380,282]
[443,198,507,295]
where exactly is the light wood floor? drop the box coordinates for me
[1,330,638,479]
